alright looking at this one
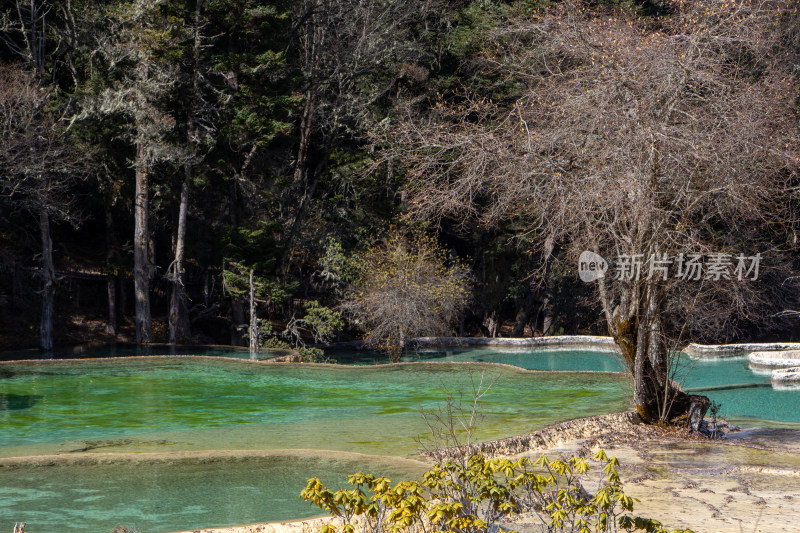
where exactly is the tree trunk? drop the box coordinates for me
[390,326,405,363]
[105,207,117,337]
[230,299,246,346]
[11,261,21,309]
[532,237,556,336]
[293,89,315,184]
[281,156,327,272]
[609,281,709,425]
[482,311,498,338]
[134,143,152,344]
[249,269,257,359]
[540,292,554,335]
[118,275,127,323]
[39,209,54,352]
[204,270,210,307]
[511,288,535,337]
[169,0,204,345]
[169,166,191,344]
[107,276,117,337]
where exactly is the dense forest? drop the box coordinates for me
[2,0,800,373]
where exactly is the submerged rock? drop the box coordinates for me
[261,353,305,363]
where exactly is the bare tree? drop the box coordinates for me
[0,65,85,351]
[0,0,88,351]
[0,0,49,77]
[341,231,471,362]
[380,0,800,422]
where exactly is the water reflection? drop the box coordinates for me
[0,393,39,411]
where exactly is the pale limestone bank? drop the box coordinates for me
[771,366,800,390]
[174,412,800,533]
[685,342,800,360]
[748,350,800,373]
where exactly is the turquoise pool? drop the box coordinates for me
[677,356,799,427]
[0,356,630,532]
[0,451,428,533]
[334,346,798,427]
[0,358,631,457]
[333,346,627,372]
[4,342,797,532]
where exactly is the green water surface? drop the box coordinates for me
[15,344,798,532]
[0,452,427,533]
[336,347,800,427]
[0,358,630,457]
[334,346,626,372]
[0,356,630,532]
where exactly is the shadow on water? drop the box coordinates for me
[685,381,771,393]
[0,393,40,411]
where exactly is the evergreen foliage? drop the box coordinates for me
[0,0,798,362]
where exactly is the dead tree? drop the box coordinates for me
[0,66,85,351]
[381,0,800,423]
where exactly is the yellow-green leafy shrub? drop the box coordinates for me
[301,450,693,533]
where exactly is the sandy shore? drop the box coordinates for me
[173,412,800,533]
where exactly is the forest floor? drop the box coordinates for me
[0,311,136,351]
[175,412,800,533]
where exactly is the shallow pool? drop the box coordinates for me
[334,346,800,427]
[0,451,427,533]
[5,342,797,532]
[0,357,629,458]
[677,356,800,427]
[333,346,627,372]
[0,356,630,532]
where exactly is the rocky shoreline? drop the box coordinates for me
[421,410,708,461]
